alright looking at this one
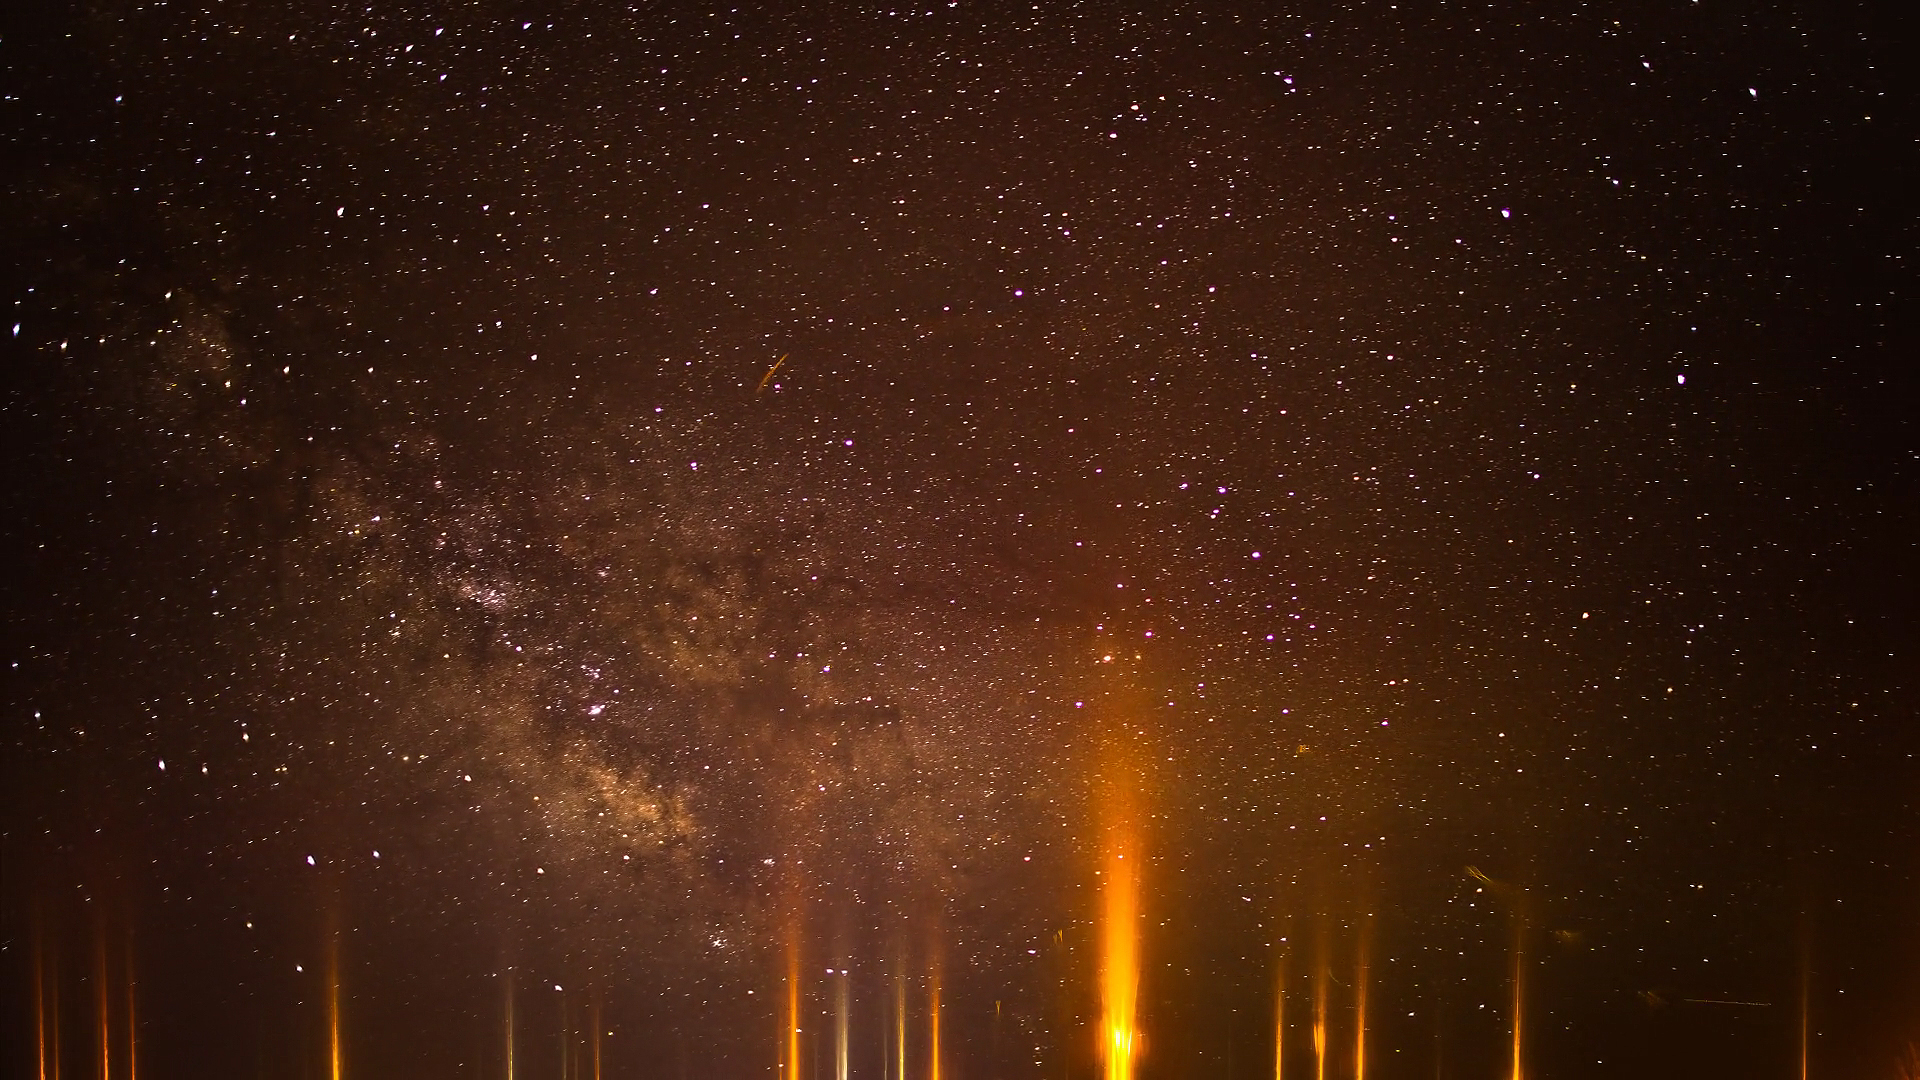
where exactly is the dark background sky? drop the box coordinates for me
[2,1,1912,1077]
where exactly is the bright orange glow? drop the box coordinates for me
[34,927,48,1080]
[927,978,943,1080]
[894,972,907,1080]
[1508,930,1524,1080]
[1271,953,1285,1080]
[51,949,62,1080]
[1101,834,1140,1080]
[328,937,343,1080]
[504,974,516,1080]
[1311,954,1327,1080]
[1354,928,1369,1080]
[96,923,111,1080]
[785,934,802,1080]
[835,972,849,1080]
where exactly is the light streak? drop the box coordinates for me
[1354,928,1369,1080]
[504,973,516,1080]
[894,971,907,1080]
[757,354,788,394]
[328,935,342,1080]
[51,944,62,1080]
[1101,829,1139,1080]
[34,924,49,1080]
[1272,951,1285,1080]
[1508,927,1524,1080]
[1799,942,1810,1080]
[786,933,803,1080]
[927,970,942,1080]
[96,921,111,1080]
[835,970,849,1080]
[592,996,603,1080]
[1311,947,1327,1080]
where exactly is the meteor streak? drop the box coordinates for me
[757,354,789,394]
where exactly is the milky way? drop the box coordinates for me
[3,2,1908,1077]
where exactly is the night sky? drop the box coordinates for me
[2,1,1911,1078]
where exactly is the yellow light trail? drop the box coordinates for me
[1311,951,1327,1080]
[96,923,111,1080]
[894,971,907,1080]
[835,970,849,1080]
[34,926,48,1080]
[757,354,789,394]
[1271,952,1284,1080]
[1101,831,1139,1080]
[328,936,342,1080]
[927,978,942,1080]
[1507,928,1524,1080]
[504,973,516,1080]
[786,933,803,1080]
[51,946,62,1080]
[1354,927,1369,1080]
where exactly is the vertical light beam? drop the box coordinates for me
[836,970,850,1080]
[1354,927,1369,1080]
[593,996,603,1080]
[926,977,942,1080]
[786,934,803,1080]
[34,924,49,1080]
[1508,926,1524,1080]
[96,921,111,1080]
[328,936,342,1080]
[894,972,907,1080]
[1798,945,1810,1080]
[1101,838,1139,1080]
[1271,952,1284,1080]
[504,973,516,1080]
[1311,951,1327,1080]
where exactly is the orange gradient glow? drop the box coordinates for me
[894,971,907,1080]
[1312,953,1327,1080]
[785,933,802,1080]
[927,977,943,1080]
[504,973,516,1080]
[1101,827,1140,1080]
[1354,927,1369,1080]
[835,971,850,1080]
[328,937,343,1080]
[1271,953,1285,1080]
[1507,929,1524,1080]
[34,926,49,1080]
[96,924,111,1080]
